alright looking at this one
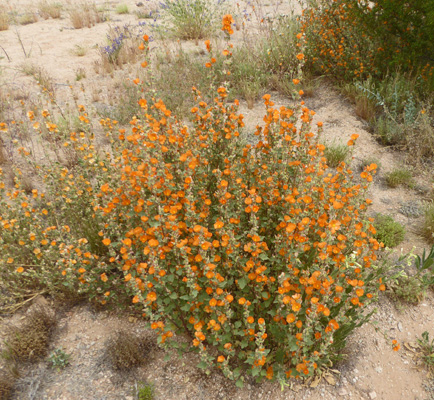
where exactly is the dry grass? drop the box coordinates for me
[69,2,105,29]
[0,9,9,31]
[355,95,376,121]
[18,12,38,25]
[106,330,152,370]
[20,63,55,93]
[0,140,8,166]
[97,25,143,74]
[1,306,56,363]
[0,369,15,400]
[71,44,88,57]
[38,1,62,19]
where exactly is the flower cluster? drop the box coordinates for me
[221,14,234,35]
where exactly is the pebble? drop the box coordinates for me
[398,322,403,332]
[375,366,383,374]
[369,391,377,399]
[338,388,348,396]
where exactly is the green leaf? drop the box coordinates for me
[235,379,244,388]
[252,367,261,377]
[234,321,242,329]
[275,348,284,363]
[169,293,178,300]
[197,361,208,370]
[238,277,248,290]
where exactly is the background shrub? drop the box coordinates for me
[301,0,434,88]
[160,0,226,40]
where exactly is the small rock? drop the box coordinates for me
[338,388,348,396]
[136,2,144,6]
[375,366,383,374]
[369,391,377,399]
[398,322,403,332]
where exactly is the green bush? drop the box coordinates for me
[373,214,405,248]
[137,382,154,400]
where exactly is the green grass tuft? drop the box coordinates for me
[385,167,414,188]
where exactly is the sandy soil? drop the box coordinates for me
[0,0,433,399]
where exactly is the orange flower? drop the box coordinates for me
[147,291,157,302]
[102,238,111,246]
[222,14,234,35]
[217,355,225,363]
[296,53,305,60]
[286,313,295,323]
[214,220,224,229]
[204,40,211,52]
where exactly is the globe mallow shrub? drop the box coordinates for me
[0,26,390,385]
[95,55,385,384]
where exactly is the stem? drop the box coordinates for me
[0,45,11,62]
